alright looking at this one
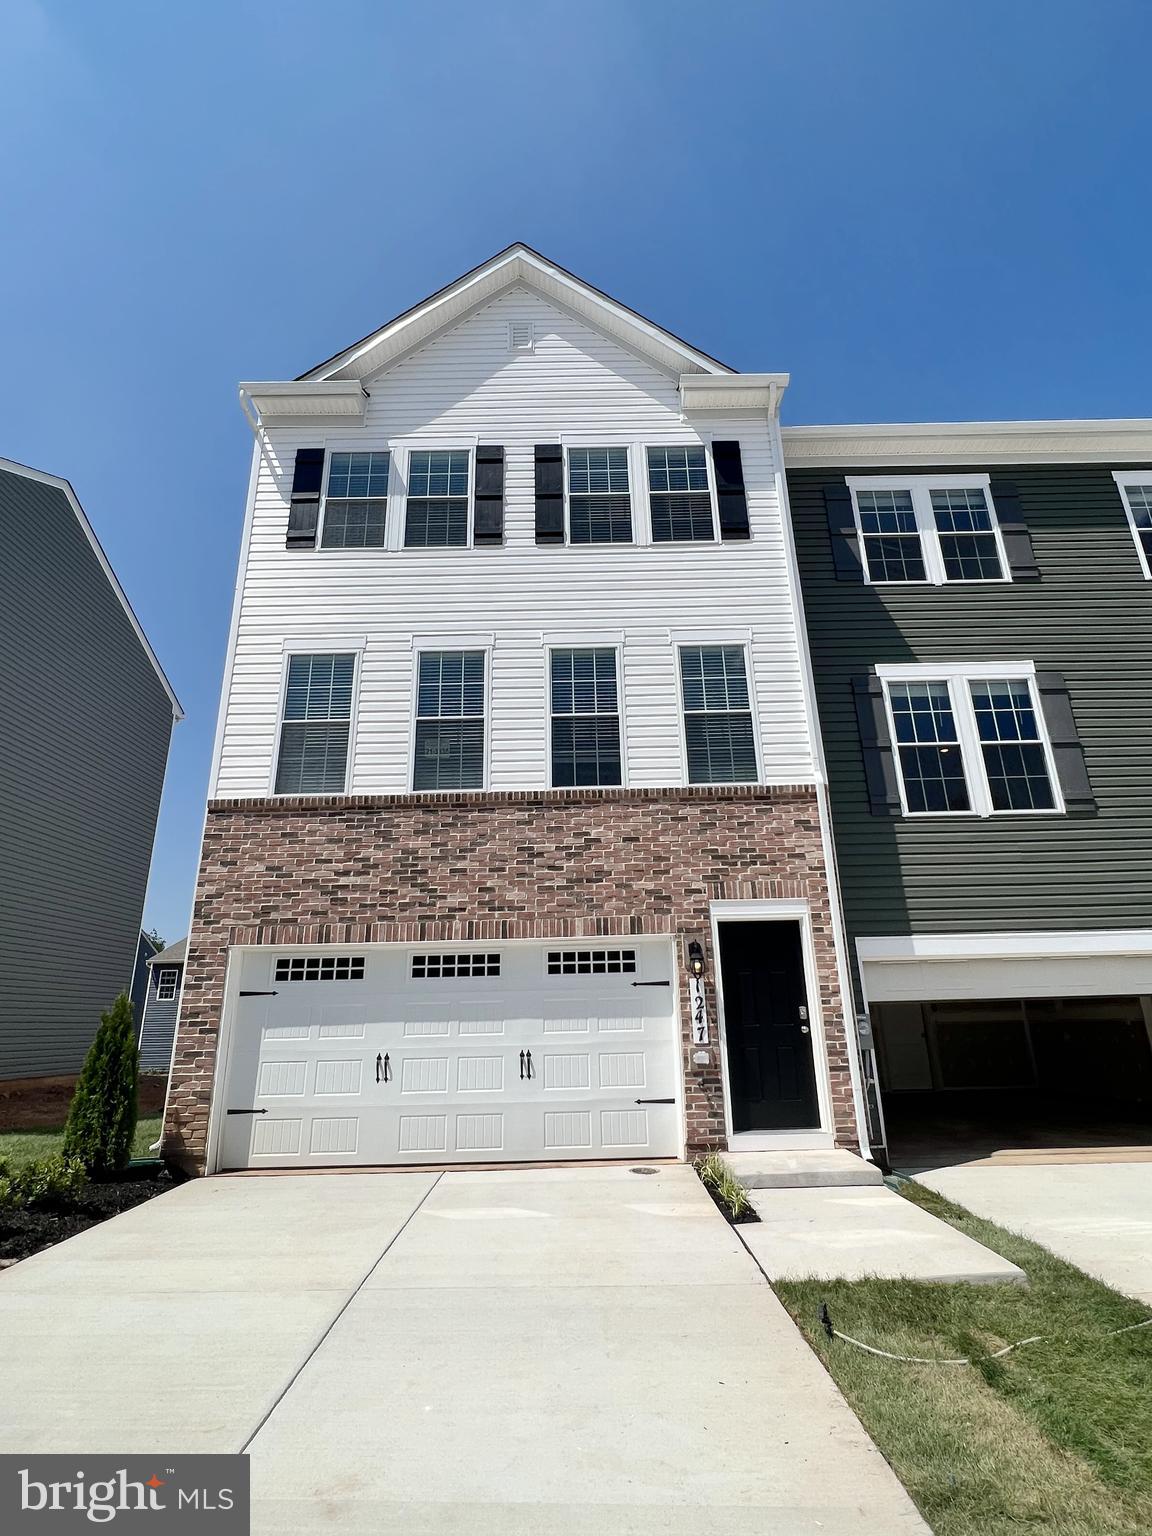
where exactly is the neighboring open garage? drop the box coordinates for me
[858,932,1152,1168]
[214,939,681,1170]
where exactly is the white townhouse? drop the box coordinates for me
[165,246,866,1175]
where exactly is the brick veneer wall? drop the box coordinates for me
[163,785,861,1172]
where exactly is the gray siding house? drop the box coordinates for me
[138,939,185,1073]
[784,420,1152,1163]
[0,459,181,1079]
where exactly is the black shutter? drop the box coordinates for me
[825,482,864,580]
[852,674,903,816]
[713,440,750,540]
[1035,672,1096,815]
[534,444,564,544]
[287,448,325,549]
[990,479,1039,580]
[474,445,504,544]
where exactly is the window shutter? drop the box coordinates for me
[474,445,504,544]
[712,441,750,540]
[1034,672,1096,814]
[825,482,864,580]
[990,479,1039,580]
[851,675,903,816]
[534,444,564,544]
[287,449,325,549]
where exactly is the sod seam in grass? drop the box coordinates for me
[773,1178,1152,1536]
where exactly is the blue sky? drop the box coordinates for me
[2,0,1149,940]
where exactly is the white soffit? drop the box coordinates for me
[297,245,734,385]
[680,373,789,415]
[782,419,1152,467]
[239,380,368,426]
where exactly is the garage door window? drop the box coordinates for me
[275,956,366,981]
[412,952,501,978]
[414,651,486,790]
[547,948,637,975]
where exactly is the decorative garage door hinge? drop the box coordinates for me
[226,1108,268,1115]
[630,980,670,987]
[240,990,279,997]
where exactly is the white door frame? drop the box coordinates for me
[205,935,685,1174]
[709,899,836,1152]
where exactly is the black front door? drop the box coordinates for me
[718,920,819,1131]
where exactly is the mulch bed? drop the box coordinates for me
[0,1168,178,1265]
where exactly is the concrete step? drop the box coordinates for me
[741,1185,1027,1285]
[725,1148,885,1190]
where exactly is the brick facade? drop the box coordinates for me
[163,785,861,1172]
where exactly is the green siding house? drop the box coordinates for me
[784,420,1152,1166]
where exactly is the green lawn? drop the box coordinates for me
[775,1179,1152,1536]
[0,1117,162,1167]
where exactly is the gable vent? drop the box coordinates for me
[508,320,535,352]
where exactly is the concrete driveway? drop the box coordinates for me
[0,1165,927,1534]
[917,1159,1152,1303]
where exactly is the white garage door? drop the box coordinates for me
[218,940,680,1169]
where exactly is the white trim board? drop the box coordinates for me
[0,457,183,718]
[708,899,836,1145]
[858,930,1152,1005]
[783,419,1152,467]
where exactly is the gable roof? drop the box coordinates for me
[147,938,187,967]
[297,244,734,384]
[0,458,183,719]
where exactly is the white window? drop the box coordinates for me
[550,648,622,786]
[678,645,757,783]
[413,650,485,790]
[566,448,633,543]
[274,653,356,795]
[848,475,1009,585]
[1113,472,1152,579]
[155,968,180,1001]
[405,450,471,547]
[320,452,390,548]
[878,664,1061,817]
[648,446,716,542]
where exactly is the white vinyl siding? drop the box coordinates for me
[216,289,816,795]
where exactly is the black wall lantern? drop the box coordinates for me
[687,939,705,979]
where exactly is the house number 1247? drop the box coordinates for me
[690,974,710,1045]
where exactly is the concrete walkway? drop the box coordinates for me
[916,1160,1152,1304]
[740,1184,1025,1284]
[0,1165,928,1534]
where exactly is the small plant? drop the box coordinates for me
[0,1154,88,1212]
[62,992,140,1178]
[695,1151,754,1223]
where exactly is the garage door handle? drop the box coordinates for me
[525,1048,534,1079]
[227,1108,268,1115]
[635,1098,674,1105]
[377,1052,391,1084]
[519,1050,526,1080]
